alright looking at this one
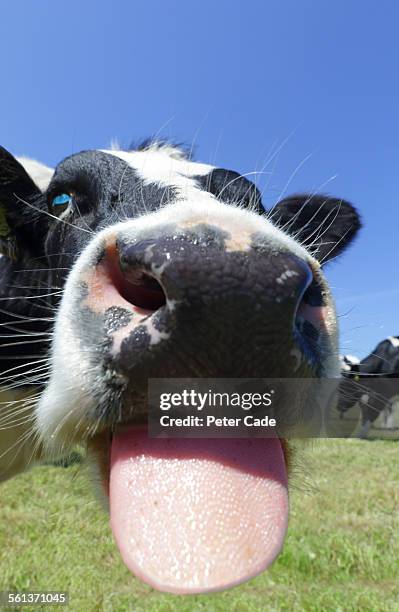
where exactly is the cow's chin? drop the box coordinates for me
[85,417,291,595]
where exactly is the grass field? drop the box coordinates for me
[0,439,398,612]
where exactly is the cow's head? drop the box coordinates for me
[0,142,361,593]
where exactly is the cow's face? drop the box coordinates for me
[0,143,361,594]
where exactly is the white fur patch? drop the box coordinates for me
[17,157,54,192]
[102,148,213,192]
[345,354,360,364]
[35,298,96,452]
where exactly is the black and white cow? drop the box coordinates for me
[339,337,399,437]
[0,141,361,594]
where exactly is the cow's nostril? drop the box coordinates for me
[300,275,325,308]
[117,268,166,311]
[113,239,168,311]
[294,273,326,360]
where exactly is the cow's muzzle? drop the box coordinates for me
[80,226,328,396]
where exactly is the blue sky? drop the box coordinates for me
[0,0,397,357]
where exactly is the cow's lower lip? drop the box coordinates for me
[106,425,289,594]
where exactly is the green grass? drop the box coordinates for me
[0,440,398,611]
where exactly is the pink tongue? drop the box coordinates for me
[110,428,288,594]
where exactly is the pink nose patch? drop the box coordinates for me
[110,427,289,594]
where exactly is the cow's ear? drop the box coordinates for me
[197,169,265,215]
[270,193,362,264]
[0,146,53,260]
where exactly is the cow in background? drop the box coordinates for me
[339,337,399,437]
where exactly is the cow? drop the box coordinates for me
[339,337,399,437]
[0,141,361,594]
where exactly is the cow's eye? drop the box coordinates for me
[51,193,72,215]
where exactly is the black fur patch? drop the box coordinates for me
[271,194,362,263]
[195,168,265,215]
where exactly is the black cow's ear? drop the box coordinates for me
[0,146,52,260]
[197,169,265,215]
[270,193,362,264]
